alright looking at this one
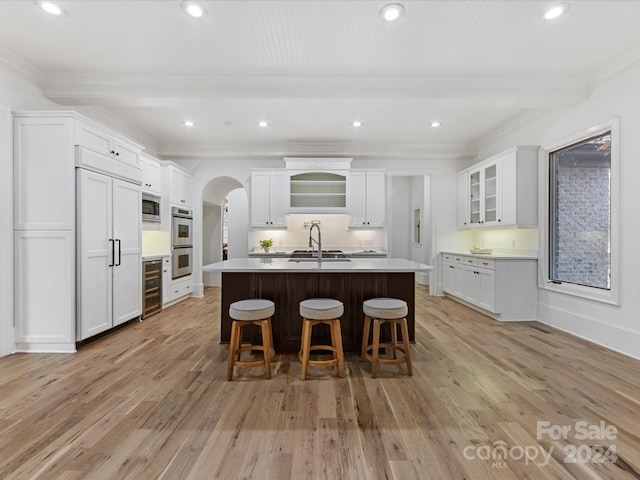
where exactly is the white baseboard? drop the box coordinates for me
[15,343,76,353]
[538,304,640,362]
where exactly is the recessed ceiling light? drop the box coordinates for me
[180,1,206,18]
[379,3,405,22]
[543,2,570,20]
[352,121,363,127]
[36,1,65,16]
[258,121,269,127]
[430,121,441,128]
[183,120,195,127]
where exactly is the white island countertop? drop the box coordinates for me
[202,257,432,273]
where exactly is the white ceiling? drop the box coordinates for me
[1,0,640,160]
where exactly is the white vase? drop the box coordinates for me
[264,247,270,253]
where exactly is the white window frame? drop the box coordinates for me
[539,117,620,305]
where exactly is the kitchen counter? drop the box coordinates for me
[204,257,431,354]
[247,250,389,258]
[203,257,430,273]
[440,250,538,260]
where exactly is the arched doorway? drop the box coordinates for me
[201,177,248,287]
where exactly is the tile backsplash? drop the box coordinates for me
[249,214,386,252]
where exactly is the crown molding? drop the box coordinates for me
[0,46,44,87]
[590,43,640,87]
[156,141,477,161]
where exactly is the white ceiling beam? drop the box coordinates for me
[43,73,588,109]
[156,140,477,161]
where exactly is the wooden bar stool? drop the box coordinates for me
[299,298,346,380]
[361,297,412,378]
[227,299,275,381]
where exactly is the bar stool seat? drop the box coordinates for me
[227,299,275,381]
[361,297,412,378]
[299,298,346,380]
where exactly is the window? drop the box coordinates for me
[543,118,619,304]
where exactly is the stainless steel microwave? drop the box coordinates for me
[142,192,161,223]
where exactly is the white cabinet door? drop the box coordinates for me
[13,117,75,231]
[269,172,289,227]
[250,172,288,227]
[162,257,171,304]
[112,178,142,325]
[347,171,366,226]
[169,166,192,207]
[142,155,162,194]
[365,171,386,227]
[251,172,271,226]
[348,171,385,228]
[14,230,75,350]
[77,169,113,340]
[498,151,517,226]
[181,171,193,208]
[476,267,496,312]
[457,172,469,229]
[112,138,140,168]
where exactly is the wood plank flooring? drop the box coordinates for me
[1,285,640,479]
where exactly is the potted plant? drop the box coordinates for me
[259,238,274,253]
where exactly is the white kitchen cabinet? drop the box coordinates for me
[441,253,537,321]
[162,256,171,304]
[167,275,193,303]
[141,153,162,194]
[14,230,75,352]
[251,171,289,227]
[169,164,193,207]
[458,146,538,229]
[77,168,141,340]
[13,111,145,352]
[13,117,75,231]
[348,170,386,228]
[75,120,142,169]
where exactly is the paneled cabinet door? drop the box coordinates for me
[348,171,385,228]
[457,172,470,229]
[142,155,162,194]
[77,169,114,340]
[169,166,192,207]
[250,171,288,227]
[111,178,142,325]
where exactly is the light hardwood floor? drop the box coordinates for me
[1,285,640,479]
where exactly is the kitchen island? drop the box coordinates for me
[202,258,432,354]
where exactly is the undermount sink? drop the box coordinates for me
[290,250,345,259]
[287,258,351,263]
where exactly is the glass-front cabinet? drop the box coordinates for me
[457,145,539,230]
[466,160,501,227]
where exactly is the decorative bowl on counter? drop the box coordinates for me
[469,247,493,254]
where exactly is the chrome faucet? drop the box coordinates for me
[308,222,322,264]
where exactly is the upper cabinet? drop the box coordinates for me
[251,171,289,227]
[141,153,162,194]
[75,120,142,169]
[168,164,192,207]
[458,146,538,229]
[347,170,386,228]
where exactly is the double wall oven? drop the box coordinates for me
[171,207,193,279]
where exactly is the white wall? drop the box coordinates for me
[202,203,222,287]
[389,176,411,259]
[226,188,248,260]
[0,105,14,357]
[476,62,640,360]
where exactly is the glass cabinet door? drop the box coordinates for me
[469,170,481,225]
[483,163,497,223]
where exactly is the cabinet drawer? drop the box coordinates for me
[443,254,453,262]
[476,258,495,270]
[460,256,478,267]
[168,278,192,302]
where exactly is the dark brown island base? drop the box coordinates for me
[202,258,432,354]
